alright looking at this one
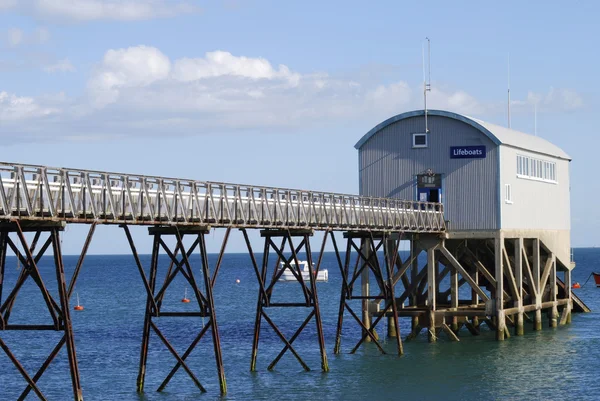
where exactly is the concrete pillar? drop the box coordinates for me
[427,245,437,342]
[533,238,542,331]
[550,254,558,328]
[450,261,459,332]
[565,269,572,324]
[495,234,505,341]
[410,238,419,331]
[514,238,524,336]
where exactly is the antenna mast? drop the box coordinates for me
[507,53,511,129]
[423,37,431,132]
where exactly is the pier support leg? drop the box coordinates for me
[361,240,373,342]
[564,269,572,324]
[410,239,419,332]
[248,229,328,372]
[549,254,558,328]
[123,225,227,395]
[450,261,459,333]
[532,239,542,331]
[335,231,403,355]
[427,245,437,343]
[495,234,505,341]
[0,222,84,401]
[387,316,397,338]
[514,238,524,336]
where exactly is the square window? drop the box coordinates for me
[412,133,428,148]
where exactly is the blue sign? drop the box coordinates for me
[450,145,486,159]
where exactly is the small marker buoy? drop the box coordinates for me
[573,282,581,289]
[181,288,191,303]
[236,279,240,284]
[74,293,84,311]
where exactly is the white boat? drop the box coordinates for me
[278,261,328,282]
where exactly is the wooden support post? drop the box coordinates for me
[495,234,505,341]
[361,239,372,342]
[410,238,419,331]
[564,269,572,324]
[427,245,436,343]
[514,238,524,336]
[549,254,558,328]
[532,239,542,331]
[450,260,459,332]
[471,250,480,328]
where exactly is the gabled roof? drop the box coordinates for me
[354,109,571,160]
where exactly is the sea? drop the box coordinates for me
[2,247,600,401]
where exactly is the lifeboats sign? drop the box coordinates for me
[450,145,486,159]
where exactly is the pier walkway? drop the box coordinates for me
[0,162,446,232]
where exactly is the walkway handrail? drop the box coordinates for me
[0,162,445,232]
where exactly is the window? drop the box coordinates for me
[516,154,557,183]
[505,184,513,204]
[412,133,428,148]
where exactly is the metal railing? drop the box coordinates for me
[0,162,446,232]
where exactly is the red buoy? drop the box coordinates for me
[181,288,191,303]
[573,282,581,289]
[74,293,84,311]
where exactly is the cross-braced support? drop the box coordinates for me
[244,228,328,372]
[333,231,403,355]
[0,220,95,401]
[122,225,227,395]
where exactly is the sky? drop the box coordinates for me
[0,0,597,255]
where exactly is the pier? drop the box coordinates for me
[0,160,585,400]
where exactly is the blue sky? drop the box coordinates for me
[0,1,596,254]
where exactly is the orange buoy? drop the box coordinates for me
[573,282,581,289]
[74,293,84,311]
[181,288,191,303]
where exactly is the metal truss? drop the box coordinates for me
[0,162,445,232]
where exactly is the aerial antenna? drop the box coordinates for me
[423,37,431,132]
[507,53,511,129]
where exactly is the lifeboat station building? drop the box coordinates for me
[353,109,586,342]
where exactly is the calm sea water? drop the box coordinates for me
[2,247,600,400]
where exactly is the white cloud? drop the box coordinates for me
[0,91,60,121]
[29,0,199,21]
[87,45,171,107]
[428,87,487,115]
[172,51,301,85]
[44,58,76,72]
[0,45,586,143]
[7,28,23,47]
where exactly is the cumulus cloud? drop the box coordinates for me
[0,0,199,21]
[43,58,75,72]
[0,45,586,142]
[0,91,60,121]
[428,87,487,115]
